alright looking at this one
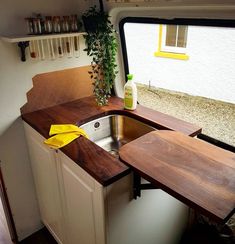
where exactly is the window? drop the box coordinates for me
[120,18,235,150]
[163,25,188,52]
[155,24,189,60]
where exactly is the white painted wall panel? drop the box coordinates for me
[0,0,94,240]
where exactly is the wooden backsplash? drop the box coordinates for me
[21,66,93,114]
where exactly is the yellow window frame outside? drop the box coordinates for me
[154,25,189,60]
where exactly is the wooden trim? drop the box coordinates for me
[0,164,18,243]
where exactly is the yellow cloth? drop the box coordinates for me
[44,124,88,149]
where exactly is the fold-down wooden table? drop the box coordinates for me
[119,130,235,223]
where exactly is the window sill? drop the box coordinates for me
[154,51,189,60]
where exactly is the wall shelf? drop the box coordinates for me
[1,32,86,43]
[1,32,86,62]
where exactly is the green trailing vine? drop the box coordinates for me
[83,6,118,106]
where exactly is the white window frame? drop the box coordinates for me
[161,24,188,54]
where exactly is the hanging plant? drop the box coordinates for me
[82,5,118,106]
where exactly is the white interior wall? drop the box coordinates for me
[0,0,95,240]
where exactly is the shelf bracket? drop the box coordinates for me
[18,41,29,62]
[133,172,159,199]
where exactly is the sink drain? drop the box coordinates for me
[109,149,119,158]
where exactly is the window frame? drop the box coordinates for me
[161,24,188,53]
[155,24,189,60]
[119,17,235,151]
[119,17,235,79]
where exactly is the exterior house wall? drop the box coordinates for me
[124,23,235,103]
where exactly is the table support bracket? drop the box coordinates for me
[133,172,159,199]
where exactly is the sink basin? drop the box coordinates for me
[80,114,156,157]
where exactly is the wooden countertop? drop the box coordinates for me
[119,130,235,223]
[22,96,201,186]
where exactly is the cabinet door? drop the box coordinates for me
[24,123,64,244]
[58,152,106,244]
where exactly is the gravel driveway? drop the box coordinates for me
[137,84,235,147]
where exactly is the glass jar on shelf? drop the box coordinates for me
[32,18,42,34]
[44,16,52,34]
[53,16,61,33]
[70,15,78,32]
[62,16,70,33]
[25,18,34,34]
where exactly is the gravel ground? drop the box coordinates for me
[137,84,235,147]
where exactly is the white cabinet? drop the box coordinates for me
[24,123,106,244]
[24,123,64,243]
[57,152,105,244]
[24,123,188,244]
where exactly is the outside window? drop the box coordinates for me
[162,25,188,52]
[155,24,189,60]
[121,20,235,148]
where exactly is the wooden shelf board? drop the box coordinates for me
[1,32,86,43]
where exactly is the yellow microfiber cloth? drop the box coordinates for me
[44,124,89,149]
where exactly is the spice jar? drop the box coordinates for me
[65,37,73,58]
[62,16,70,33]
[32,18,38,34]
[74,36,80,58]
[47,39,55,60]
[25,18,34,34]
[70,15,78,32]
[44,16,52,33]
[32,18,42,34]
[53,16,61,33]
[58,38,63,58]
[29,40,37,58]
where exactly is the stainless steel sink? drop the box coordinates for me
[80,115,156,157]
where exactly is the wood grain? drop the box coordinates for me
[119,130,235,222]
[21,66,93,114]
[61,136,131,186]
[21,96,202,186]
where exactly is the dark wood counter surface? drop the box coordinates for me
[119,130,235,223]
[22,96,201,186]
